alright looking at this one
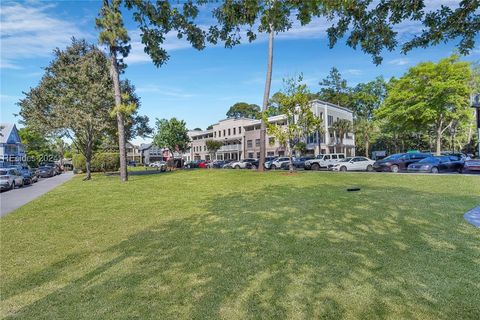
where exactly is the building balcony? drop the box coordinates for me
[219,144,242,152]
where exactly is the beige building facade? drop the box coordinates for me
[186,100,355,161]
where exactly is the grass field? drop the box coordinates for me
[1,170,479,319]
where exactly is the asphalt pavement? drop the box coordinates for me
[0,172,74,217]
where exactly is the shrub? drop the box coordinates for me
[72,153,120,172]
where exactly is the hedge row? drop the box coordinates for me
[72,153,120,172]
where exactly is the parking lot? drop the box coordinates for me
[0,172,74,217]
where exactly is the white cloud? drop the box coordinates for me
[0,2,90,69]
[344,69,363,76]
[388,58,410,66]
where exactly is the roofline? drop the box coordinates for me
[310,99,353,114]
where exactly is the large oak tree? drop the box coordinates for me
[376,55,473,155]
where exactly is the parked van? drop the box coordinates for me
[304,154,346,170]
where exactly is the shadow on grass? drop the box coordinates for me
[3,184,480,319]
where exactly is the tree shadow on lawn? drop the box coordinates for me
[4,184,480,319]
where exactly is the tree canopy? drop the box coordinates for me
[376,55,472,155]
[226,102,261,119]
[19,39,114,179]
[153,118,190,159]
[265,76,321,172]
[208,1,479,64]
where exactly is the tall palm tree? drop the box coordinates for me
[331,119,352,154]
[354,118,377,157]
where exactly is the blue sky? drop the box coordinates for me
[1,0,479,144]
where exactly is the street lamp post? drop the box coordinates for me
[472,94,480,158]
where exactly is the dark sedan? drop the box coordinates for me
[38,166,55,178]
[373,152,431,173]
[407,155,464,173]
[208,160,229,168]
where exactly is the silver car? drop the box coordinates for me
[0,168,24,191]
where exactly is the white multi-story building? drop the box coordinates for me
[186,100,355,161]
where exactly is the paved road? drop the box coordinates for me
[0,172,74,217]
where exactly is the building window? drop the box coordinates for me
[214,132,216,138]
[255,139,260,147]
[248,152,254,158]
[320,112,323,120]
[247,140,253,148]
[228,128,231,136]
[233,128,236,135]
[239,127,242,134]
[328,115,333,126]
[218,131,221,137]
[223,129,226,136]
[256,152,260,158]
[268,137,275,145]
[267,151,274,156]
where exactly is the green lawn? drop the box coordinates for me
[1,170,479,319]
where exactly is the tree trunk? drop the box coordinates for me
[110,48,128,182]
[258,24,274,172]
[436,125,442,155]
[84,145,92,181]
[365,136,369,157]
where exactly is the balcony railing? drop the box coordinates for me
[219,144,241,152]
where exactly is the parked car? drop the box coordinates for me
[127,160,137,167]
[463,159,480,173]
[268,157,291,170]
[231,158,258,169]
[198,161,208,169]
[222,161,235,169]
[30,167,40,183]
[208,160,229,168]
[331,157,376,172]
[19,165,35,185]
[0,168,24,191]
[263,156,278,169]
[38,166,56,178]
[289,156,315,169]
[149,161,167,170]
[304,153,346,170]
[41,162,62,175]
[185,160,202,169]
[407,155,464,173]
[373,152,430,173]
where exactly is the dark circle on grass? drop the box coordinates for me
[347,187,361,192]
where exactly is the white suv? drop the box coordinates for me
[269,157,291,170]
[304,154,346,170]
[230,158,258,169]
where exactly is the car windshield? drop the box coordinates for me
[383,154,403,160]
[339,157,353,162]
[418,157,439,163]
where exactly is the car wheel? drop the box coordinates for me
[366,165,373,172]
[431,167,439,174]
[271,164,277,170]
[458,167,463,174]
[311,163,320,171]
[340,166,347,172]
[251,164,257,170]
[11,182,15,190]
[235,165,240,169]
[391,165,399,173]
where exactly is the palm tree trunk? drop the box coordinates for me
[110,48,128,182]
[258,23,274,172]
